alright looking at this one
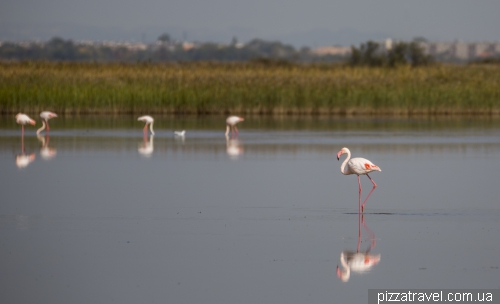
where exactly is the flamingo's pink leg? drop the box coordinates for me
[46,120,50,132]
[143,123,148,134]
[357,175,362,213]
[21,125,25,153]
[361,174,377,212]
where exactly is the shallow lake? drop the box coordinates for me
[1,115,499,303]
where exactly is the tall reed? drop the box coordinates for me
[1,61,499,115]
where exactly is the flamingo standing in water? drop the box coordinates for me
[16,113,36,135]
[15,113,36,154]
[225,116,244,138]
[337,147,381,212]
[36,111,58,135]
[138,115,155,135]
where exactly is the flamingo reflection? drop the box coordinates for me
[336,214,381,282]
[37,134,57,160]
[15,153,36,169]
[138,134,154,157]
[226,136,243,159]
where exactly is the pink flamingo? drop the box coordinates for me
[225,116,244,138]
[337,147,381,212]
[16,113,36,135]
[36,111,58,135]
[137,115,155,135]
[15,113,36,152]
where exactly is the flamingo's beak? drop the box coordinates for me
[336,266,342,278]
[30,121,36,125]
[336,151,342,160]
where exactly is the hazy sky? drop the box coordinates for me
[1,0,499,46]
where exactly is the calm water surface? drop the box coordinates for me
[1,116,499,303]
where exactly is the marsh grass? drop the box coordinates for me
[1,61,499,115]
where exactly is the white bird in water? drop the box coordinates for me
[137,115,155,135]
[36,111,58,135]
[337,147,381,212]
[225,116,244,138]
[174,130,186,137]
[16,113,36,137]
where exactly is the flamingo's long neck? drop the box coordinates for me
[36,121,46,135]
[149,122,155,135]
[340,149,351,175]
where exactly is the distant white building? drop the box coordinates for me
[420,41,500,60]
[310,46,351,56]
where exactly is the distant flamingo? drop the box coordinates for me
[137,115,155,135]
[225,116,244,138]
[16,113,36,136]
[16,113,36,152]
[337,147,381,212]
[36,111,58,135]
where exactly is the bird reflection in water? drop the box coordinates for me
[138,134,154,157]
[16,136,35,168]
[16,153,35,169]
[37,134,57,160]
[337,214,381,282]
[226,136,243,159]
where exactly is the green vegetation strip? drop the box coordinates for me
[1,61,499,115]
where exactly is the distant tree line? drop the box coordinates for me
[349,40,433,67]
[0,36,347,63]
[0,36,443,66]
